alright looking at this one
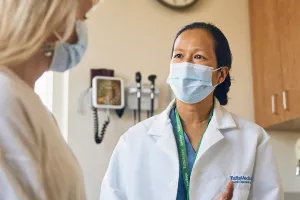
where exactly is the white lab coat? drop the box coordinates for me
[100,99,283,200]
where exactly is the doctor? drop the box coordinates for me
[100,22,283,200]
[0,0,97,199]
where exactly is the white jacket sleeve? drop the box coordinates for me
[0,96,47,200]
[249,130,284,200]
[100,136,128,200]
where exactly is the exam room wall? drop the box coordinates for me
[63,0,300,199]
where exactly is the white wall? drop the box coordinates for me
[270,131,300,192]
[64,0,300,199]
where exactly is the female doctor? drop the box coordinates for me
[0,0,97,199]
[101,22,283,200]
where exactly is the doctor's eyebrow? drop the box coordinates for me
[173,48,206,52]
[173,48,185,52]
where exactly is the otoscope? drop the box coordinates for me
[148,75,157,117]
[136,72,142,122]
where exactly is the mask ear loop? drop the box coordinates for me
[212,66,227,88]
[53,31,64,43]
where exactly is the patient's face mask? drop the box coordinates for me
[167,62,222,104]
[49,21,88,72]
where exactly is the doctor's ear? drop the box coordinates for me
[217,66,229,84]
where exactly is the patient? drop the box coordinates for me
[0,0,97,199]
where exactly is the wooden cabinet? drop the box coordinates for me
[277,0,300,122]
[249,0,300,128]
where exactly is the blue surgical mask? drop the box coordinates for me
[49,21,88,72]
[167,62,221,104]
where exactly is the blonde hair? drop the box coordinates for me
[0,0,79,67]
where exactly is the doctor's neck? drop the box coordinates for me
[176,94,214,125]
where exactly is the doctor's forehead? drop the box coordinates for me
[174,29,215,52]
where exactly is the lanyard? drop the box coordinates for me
[174,107,214,200]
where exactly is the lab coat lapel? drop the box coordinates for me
[147,99,237,164]
[147,100,179,162]
[196,119,224,161]
[196,99,237,162]
[156,123,178,162]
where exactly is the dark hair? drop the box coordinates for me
[171,22,232,105]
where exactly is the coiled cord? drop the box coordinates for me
[93,108,110,144]
[100,117,110,142]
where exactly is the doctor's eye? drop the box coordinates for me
[194,54,206,60]
[173,54,183,59]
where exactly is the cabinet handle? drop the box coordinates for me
[271,95,276,114]
[283,91,288,110]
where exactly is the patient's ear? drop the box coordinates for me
[77,0,93,20]
[65,0,93,44]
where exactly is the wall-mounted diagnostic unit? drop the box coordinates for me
[92,76,125,109]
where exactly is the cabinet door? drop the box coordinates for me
[249,0,285,127]
[277,0,300,122]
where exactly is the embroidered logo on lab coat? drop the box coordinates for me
[229,176,252,184]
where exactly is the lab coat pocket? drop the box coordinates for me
[232,189,250,200]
